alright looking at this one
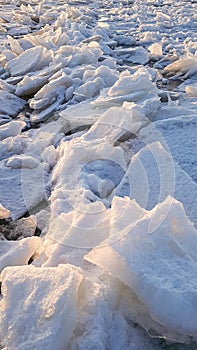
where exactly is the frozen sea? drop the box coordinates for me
[0,0,197,349]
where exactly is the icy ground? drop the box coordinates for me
[0,0,197,349]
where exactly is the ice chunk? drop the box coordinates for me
[25,118,69,159]
[136,96,161,120]
[49,135,126,218]
[74,77,104,99]
[119,283,191,343]
[92,68,159,109]
[0,91,25,117]
[0,78,16,93]
[108,196,146,243]
[47,201,109,248]
[82,65,118,88]
[114,141,197,225]
[0,120,26,141]
[15,62,63,97]
[87,174,115,198]
[7,35,24,56]
[94,65,118,87]
[0,264,83,350]
[0,115,12,126]
[139,115,197,183]
[47,194,145,250]
[0,135,27,161]
[59,100,107,130]
[41,145,57,168]
[29,71,71,110]
[69,44,102,68]
[16,74,49,97]
[5,155,39,169]
[67,269,122,350]
[148,43,162,60]
[186,83,197,97]
[85,104,147,142]
[0,162,47,220]
[0,203,10,219]
[85,196,197,340]
[6,46,53,76]
[116,47,150,65]
[164,56,197,79]
[0,237,41,271]
[35,208,50,233]
[108,68,156,98]
[30,94,66,123]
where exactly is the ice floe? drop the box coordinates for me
[0,91,25,117]
[85,196,197,342]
